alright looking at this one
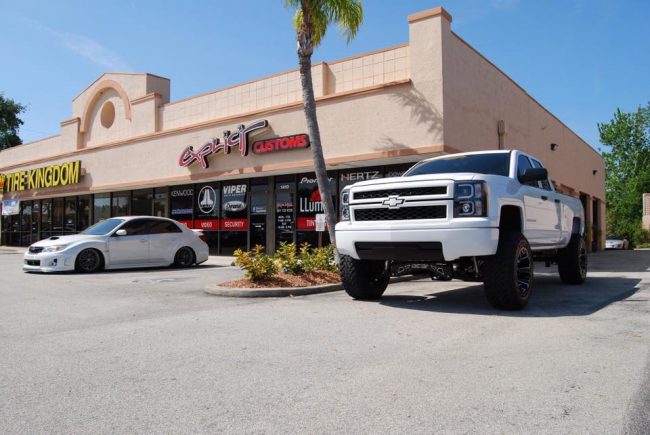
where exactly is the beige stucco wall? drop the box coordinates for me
[441,26,604,201]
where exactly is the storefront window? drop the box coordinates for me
[275,177,294,249]
[194,183,219,254]
[93,193,110,223]
[296,172,336,248]
[170,185,194,228]
[78,195,91,231]
[132,189,153,216]
[20,201,32,246]
[112,191,130,217]
[41,199,52,238]
[153,188,168,218]
[220,181,248,255]
[64,197,77,233]
[31,201,41,242]
[250,180,268,250]
[52,198,64,235]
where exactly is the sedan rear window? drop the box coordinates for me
[81,218,125,235]
[404,153,510,177]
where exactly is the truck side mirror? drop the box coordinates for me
[519,167,548,184]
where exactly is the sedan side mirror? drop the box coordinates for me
[519,167,548,184]
[115,229,127,236]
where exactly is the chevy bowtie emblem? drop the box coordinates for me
[383,195,405,208]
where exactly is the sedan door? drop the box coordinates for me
[147,219,184,264]
[107,219,151,266]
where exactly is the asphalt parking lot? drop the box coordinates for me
[0,248,648,434]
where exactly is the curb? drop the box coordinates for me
[204,274,426,298]
[204,282,344,298]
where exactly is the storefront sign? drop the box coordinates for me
[1,199,20,216]
[0,161,82,193]
[197,186,217,214]
[252,134,309,154]
[221,183,248,231]
[178,120,269,169]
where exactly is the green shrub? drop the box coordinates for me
[298,242,338,273]
[233,245,277,282]
[274,242,303,274]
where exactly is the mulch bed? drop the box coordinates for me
[219,270,341,288]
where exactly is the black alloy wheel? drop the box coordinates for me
[174,247,195,267]
[75,249,102,273]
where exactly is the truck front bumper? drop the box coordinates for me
[336,227,499,262]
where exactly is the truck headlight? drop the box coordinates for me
[454,181,487,217]
[340,190,350,221]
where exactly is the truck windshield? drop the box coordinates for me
[404,153,510,177]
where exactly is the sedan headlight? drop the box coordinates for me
[340,189,351,221]
[42,245,69,253]
[454,181,487,218]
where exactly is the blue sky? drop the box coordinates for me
[1,0,648,150]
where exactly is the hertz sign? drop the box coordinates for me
[0,161,82,193]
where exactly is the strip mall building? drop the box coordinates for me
[0,7,605,254]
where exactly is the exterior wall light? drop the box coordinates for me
[550,143,559,151]
[593,169,598,175]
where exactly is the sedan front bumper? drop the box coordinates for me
[23,252,76,272]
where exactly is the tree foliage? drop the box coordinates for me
[0,93,26,150]
[284,0,363,260]
[598,103,650,243]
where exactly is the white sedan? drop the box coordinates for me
[23,216,209,273]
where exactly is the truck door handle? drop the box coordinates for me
[554,199,561,204]
[541,195,548,201]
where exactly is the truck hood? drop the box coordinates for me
[349,173,480,188]
[31,234,104,247]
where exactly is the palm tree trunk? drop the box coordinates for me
[298,52,339,258]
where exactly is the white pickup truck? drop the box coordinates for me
[335,150,587,310]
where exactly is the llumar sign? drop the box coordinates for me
[0,161,82,193]
[179,120,269,169]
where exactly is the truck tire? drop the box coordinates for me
[557,234,587,284]
[483,232,533,310]
[340,255,389,300]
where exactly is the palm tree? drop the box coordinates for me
[284,0,363,259]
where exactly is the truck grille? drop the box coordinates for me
[354,206,446,221]
[353,186,447,200]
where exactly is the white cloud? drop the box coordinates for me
[24,18,131,71]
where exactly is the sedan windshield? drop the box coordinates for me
[80,218,125,235]
[404,153,510,177]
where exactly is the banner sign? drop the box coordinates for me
[179,120,269,169]
[178,120,309,169]
[0,161,82,193]
[1,199,20,216]
[252,134,309,154]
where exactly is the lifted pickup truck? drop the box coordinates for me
[335,150,587,310]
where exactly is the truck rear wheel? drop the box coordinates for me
[483,232,533,310]
[557,234,587,284]
[340,255,389,300]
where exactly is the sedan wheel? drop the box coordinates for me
[174,247,195,267]
[75,249,102,273]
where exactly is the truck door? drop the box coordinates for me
[531,158,563,245]
[517,155,560,247]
